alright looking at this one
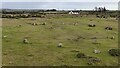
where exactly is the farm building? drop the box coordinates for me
[68,11,79,14]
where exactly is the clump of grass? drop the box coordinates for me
[76,52,87,58]
[71,49,79,52]
[27,54,34,56]
[108,49,120,56]
[76,52,101,65]
[87,57,101,65]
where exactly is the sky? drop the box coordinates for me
[1,0,120,10]
[1,0,120,2]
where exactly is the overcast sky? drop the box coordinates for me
[1,0,120,2]
[1,0,119,10]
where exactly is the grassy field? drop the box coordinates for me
[2,14,118,66]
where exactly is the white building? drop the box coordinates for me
[68,11,79,14]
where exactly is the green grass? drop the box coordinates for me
[2,15,118,66]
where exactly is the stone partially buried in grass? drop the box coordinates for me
[87,57,101,65]
[92,40,101,45]
[71,49,79,52]
[41,22,46,25]
[107,36,115,40]
[57,42,63,47]
[8,61,14,64]
[93,49,101,54]
[23,38,29,44]
[110,36,115,39]
[88,24,96,27]
[3,35,7,38]
[32,23,36,26]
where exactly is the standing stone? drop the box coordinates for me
[23,38,29,44]
[93,49,101,54]
[58,42,63,47]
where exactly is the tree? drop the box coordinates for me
[95,7,98,11]
[98,7,101,11]
[103,7,106,11]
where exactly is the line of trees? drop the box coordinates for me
[94,7,107,12]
